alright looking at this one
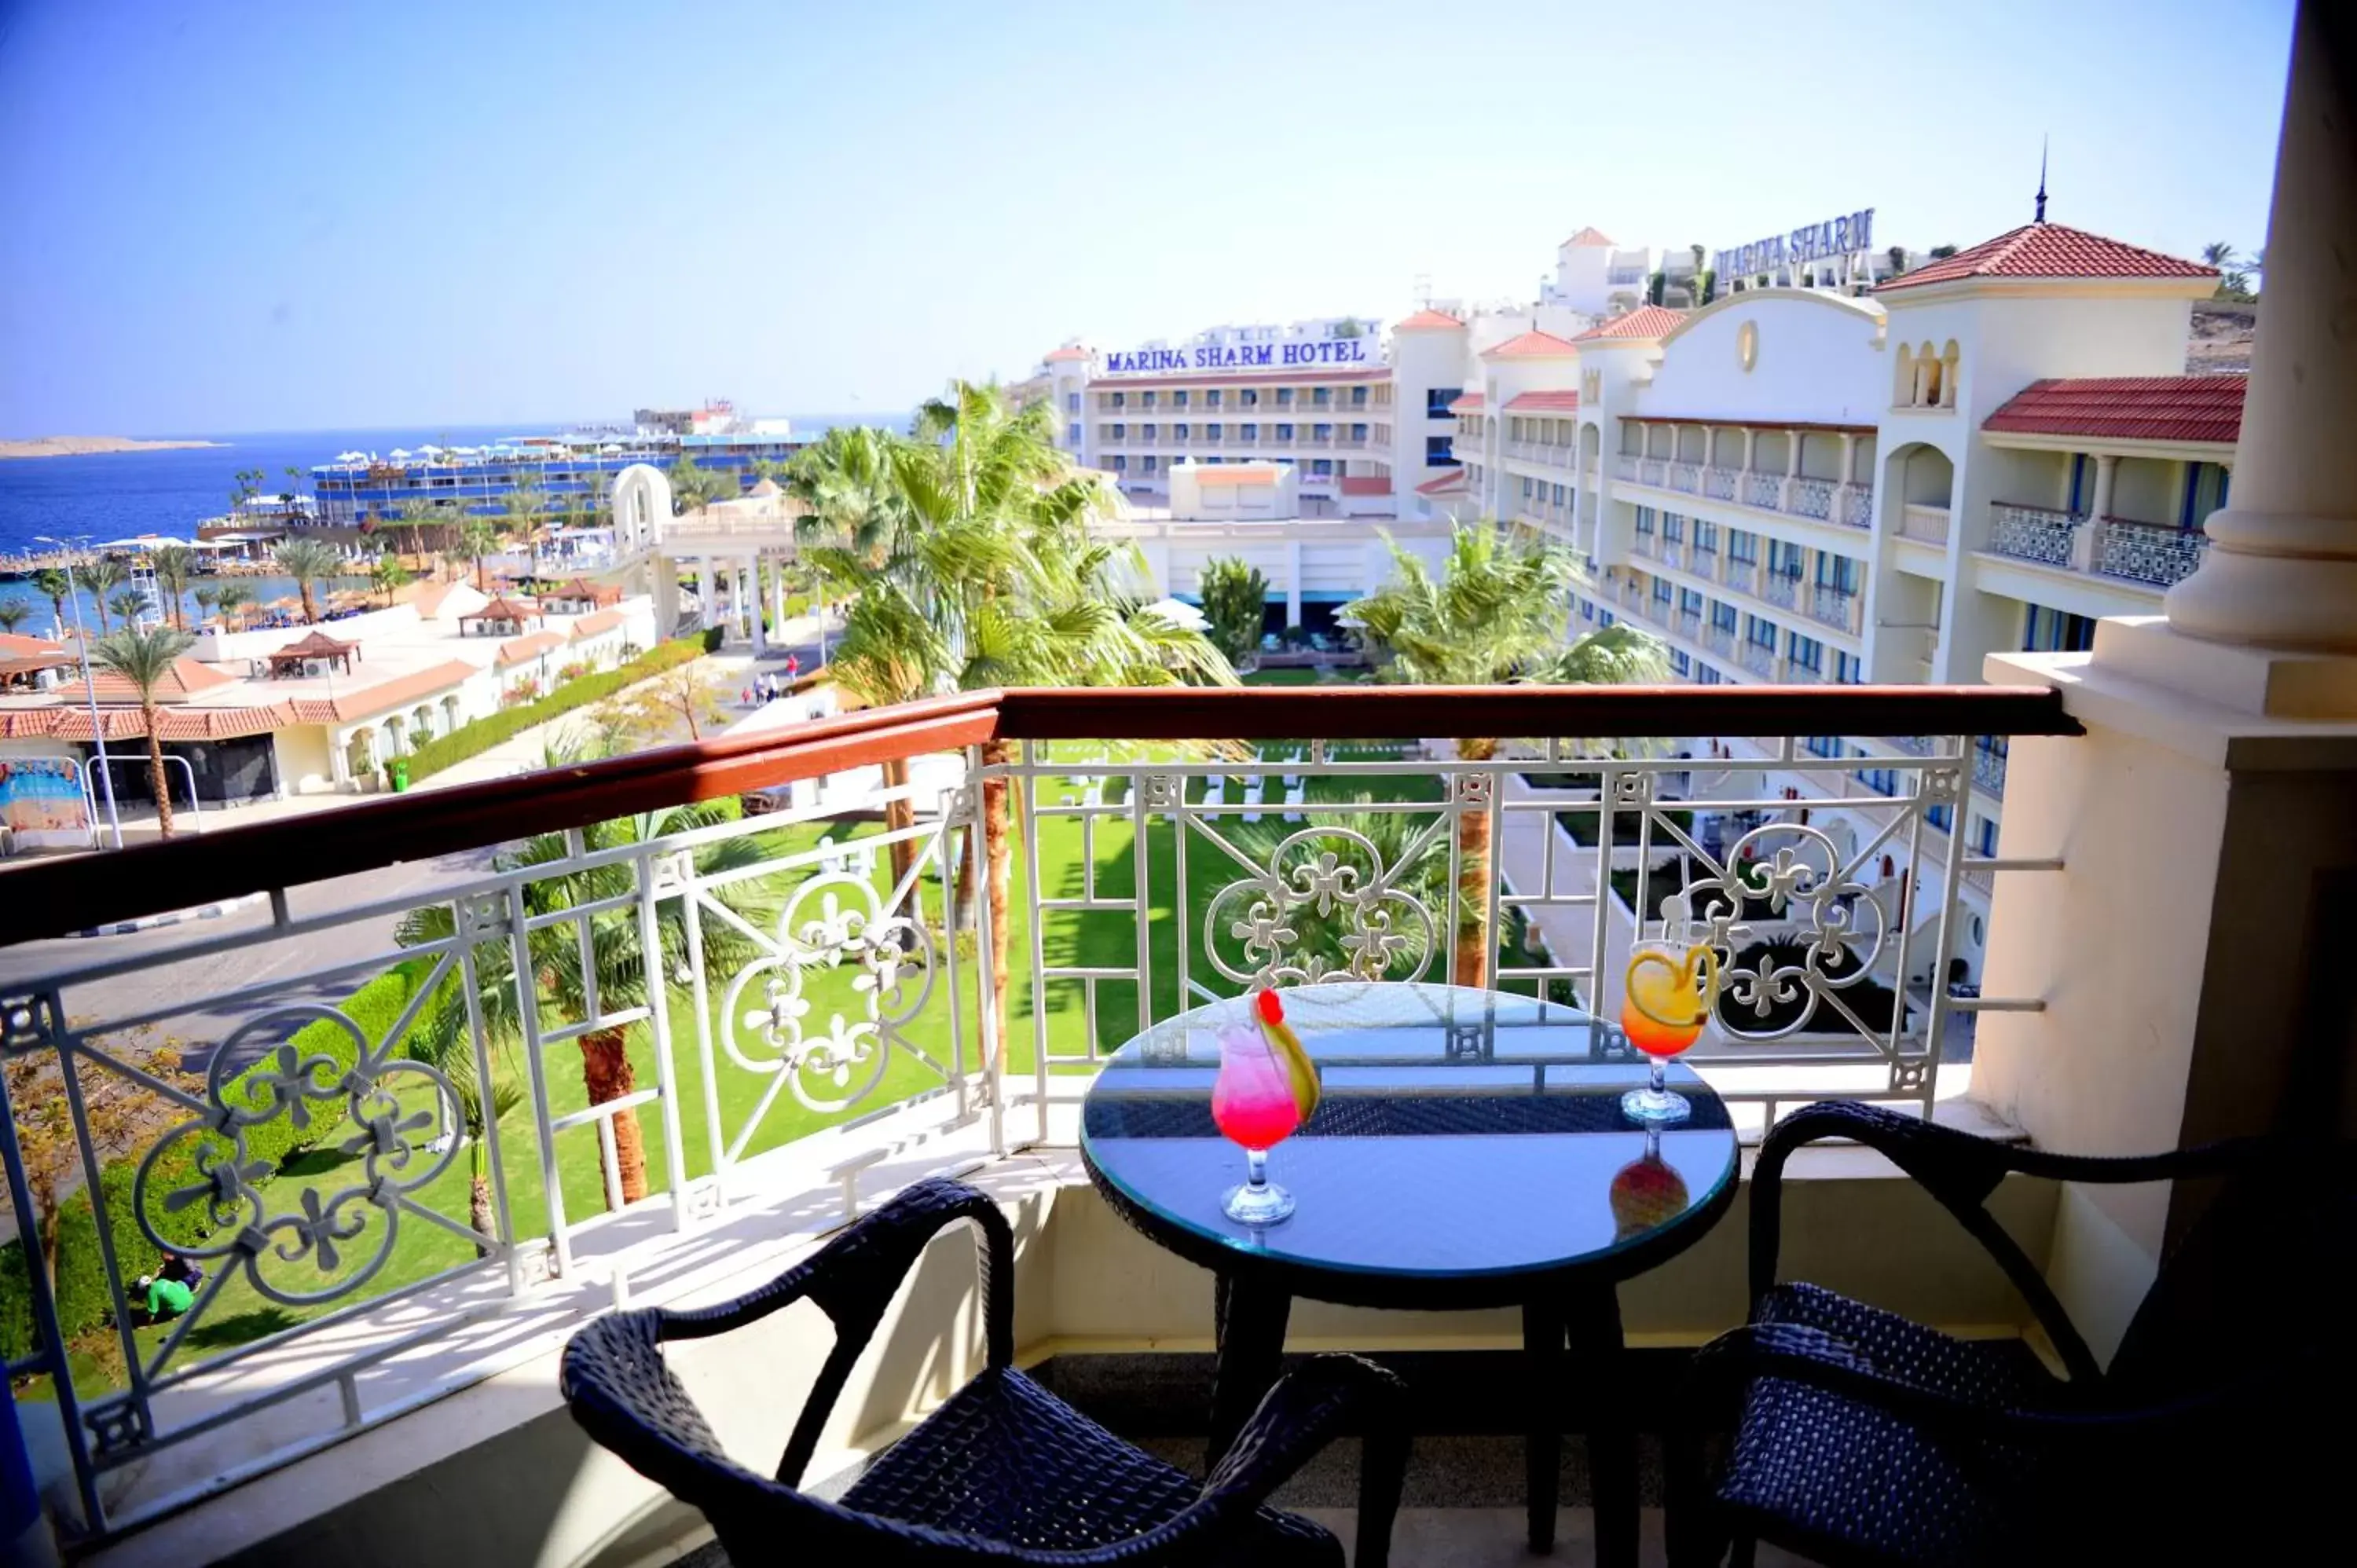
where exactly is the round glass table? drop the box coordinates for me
[1079,981,1739,1563]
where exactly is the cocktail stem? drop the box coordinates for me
[1245,1147,1270,1192]
[1650,1057,1667,1098]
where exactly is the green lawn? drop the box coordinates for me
[75,745,1566,1393]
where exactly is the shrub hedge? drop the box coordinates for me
[404,636,706,782]
[0,969,416,1360]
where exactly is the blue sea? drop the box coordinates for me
[0,416,899,631]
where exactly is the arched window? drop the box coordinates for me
[1940,340,1961,408]
[1894,344,1915,406]
[1917,343,1941,408]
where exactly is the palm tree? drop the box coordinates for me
[568,468,610,533]
[867,383,1232,1047]
[788,424,926,882]
[273,538,342,624]
[0,599,30,635]
[212,581,255,629]
[398,796,775,1210]
[1343,522,1668,984]
[31,568,72,636]
[2201,241,2239,272]
[371,548,409,607]
[82,558,127,634]
[90,625,197,835]
[192,584,220,626]
[393,496,449,565]
[150,544,196,630]
[107,589,146,628]
[459,516,501,591]
[503,477,546,582]
[403,1027,522,1251]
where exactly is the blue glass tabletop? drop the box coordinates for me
[1080,982,1739,1286]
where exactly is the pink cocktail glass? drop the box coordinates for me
[1211,1024,1301,1224]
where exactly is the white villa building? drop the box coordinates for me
[1028,214,2234,985]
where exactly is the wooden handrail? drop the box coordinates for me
[995,683,2080,741]
[0,683,2078,944]
[0,691,1000,943]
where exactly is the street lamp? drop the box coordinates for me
[34,535,124,850]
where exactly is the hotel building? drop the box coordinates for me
[1031,217,2235,982]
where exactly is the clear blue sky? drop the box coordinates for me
[0,0,2297,437]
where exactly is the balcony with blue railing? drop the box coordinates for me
[1989,503,2084,567]
[2094,516,2211,588]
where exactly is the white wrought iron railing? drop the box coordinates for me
[0,683,2077,1547]
[1743,471,1784,510]
[1990,503,2083,567]
[1703,466,1739,501]
[2094,517,2210,588]
[1787,478,1835,521]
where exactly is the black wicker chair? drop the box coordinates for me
[562,1177,1409,1567]
[1666,1101,2355,1568]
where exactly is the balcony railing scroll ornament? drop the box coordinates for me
[133,999,465,1310]
[721,868,937,1114]
[1202,822,1442,987]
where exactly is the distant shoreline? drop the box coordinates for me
[0,436,223,460]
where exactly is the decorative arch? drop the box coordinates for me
[1915,342,1941,408]
[1939,339,1961,409]
[1894,343,1915,407]
[609,463,676,556]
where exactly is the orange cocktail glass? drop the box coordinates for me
[1618,941,1716,1124]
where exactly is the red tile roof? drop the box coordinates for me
[1447,394,1485,414]
[53,655,236,706]
[568,607,627,639]
[412,581,471,617]
[1562,227,1616,247]
[1415,470,1469,495]
[1983,375,2245,445]
[497,629,567,667]
[0,658,483,739]
[0,705,295,742]
[548,577,622,606]
[1393,309,1464,331]
[1505,390,1582,412]
[1876,223,2216,293]
[1044,346,1091,362]
[271,629,361,659]
[1338,476,1393,496]
[460,595,540,623]
[1482,329,1583,359]
[0,633,66,658]
[1573,306,1687,341]
[1193,466,1281,485]
[292,659,481,723]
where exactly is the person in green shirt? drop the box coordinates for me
[134,1273,194,1323]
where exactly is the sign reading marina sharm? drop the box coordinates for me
[1716,208,1875,281]
[1099,336,1375,377]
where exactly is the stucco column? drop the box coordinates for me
[2086,453,2117,523]
[745,560,766,654]
[696,558,715,636]
[1838,432,1857,485]
[652,554,680,640]
[1285,540,1303,628]
[1740,428,1756,474]
[2164,0,2357,653]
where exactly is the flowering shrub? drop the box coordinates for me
[558,661,592,683]
[504,677,543,706]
